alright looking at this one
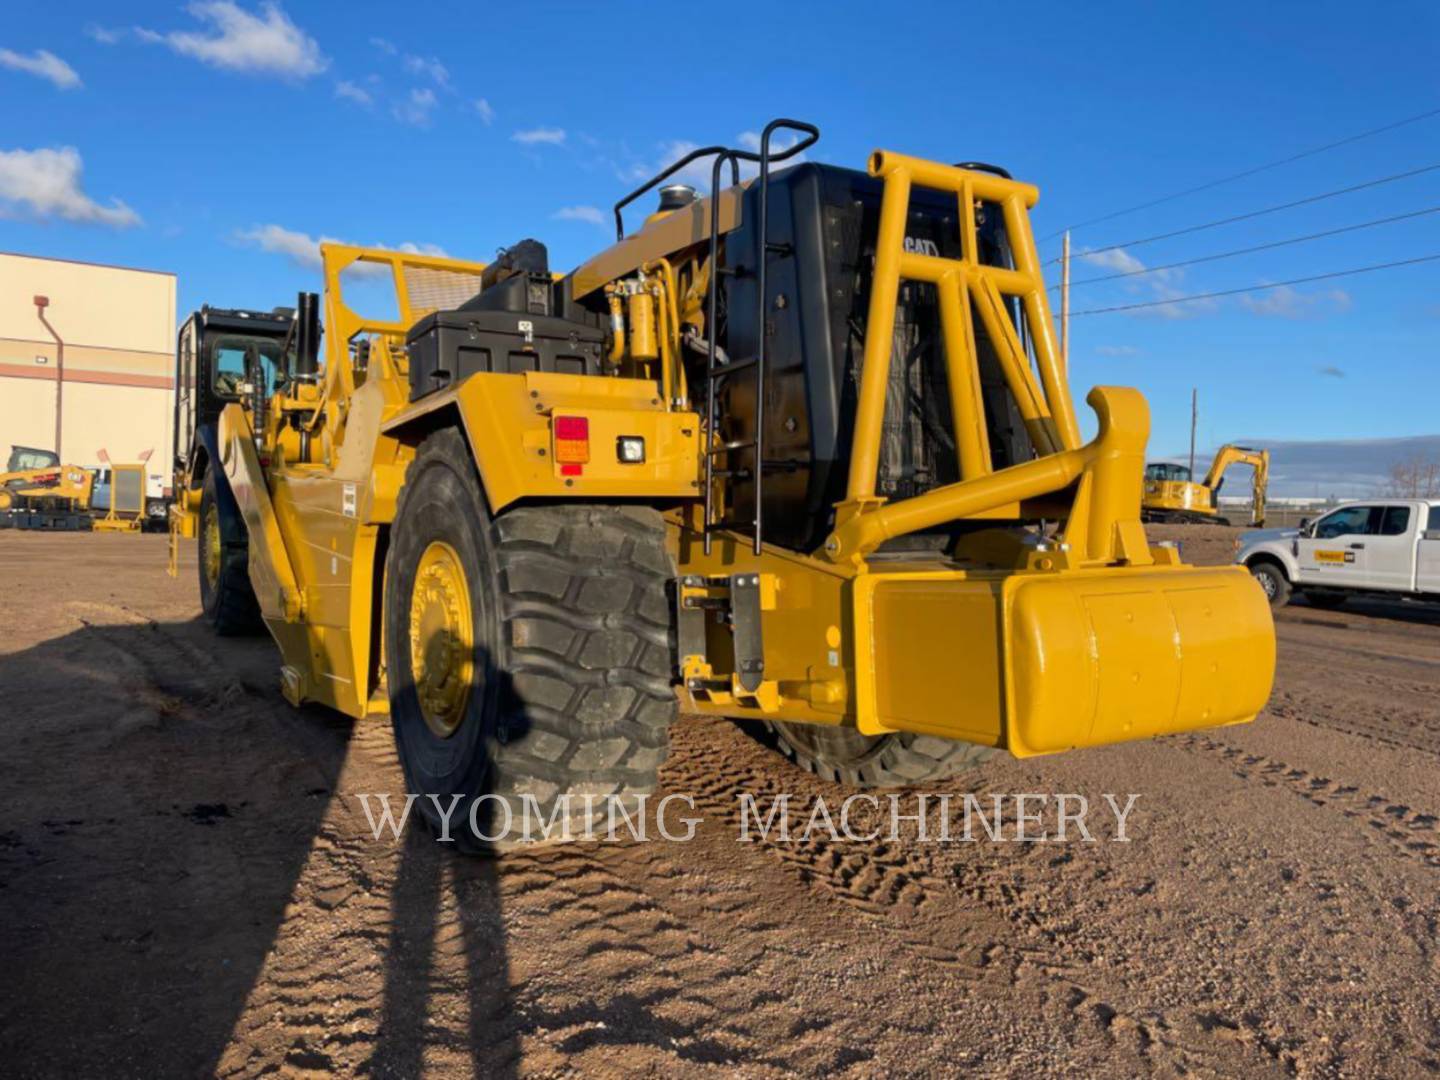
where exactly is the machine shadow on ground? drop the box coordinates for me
[0,614,518,1077]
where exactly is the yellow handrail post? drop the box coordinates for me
[845,163,912,504]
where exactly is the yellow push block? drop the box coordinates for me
[853,565,1275,755]
[1007,566,1274,755]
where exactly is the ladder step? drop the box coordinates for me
[709,355,758,375]
[708,439,756,454]
[706,518,758,532]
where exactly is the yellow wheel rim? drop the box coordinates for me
[408,540,476,738]
[202,504,222,589]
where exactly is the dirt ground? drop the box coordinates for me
[2,525,1438,1078]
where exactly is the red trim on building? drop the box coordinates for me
[0,362,174,390]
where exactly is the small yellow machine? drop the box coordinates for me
[1143,444,1270,526]
[171,122,1274,845]
[0,446,96,530]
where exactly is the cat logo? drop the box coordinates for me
[903,236,940,257]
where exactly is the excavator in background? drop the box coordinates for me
[0,446,96,530]
[1143,444,1269,526]
[169,120,1275,848]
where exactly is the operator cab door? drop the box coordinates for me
[1418,505,1440,595]
[1364,504,1418,592]
[1295,505,1375,588]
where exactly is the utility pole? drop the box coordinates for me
[1188,388,1198,478]
[1060,231,1070,374]
[34,295,63,459]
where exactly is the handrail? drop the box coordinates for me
[700,120,820,555]
[613,121,819,241]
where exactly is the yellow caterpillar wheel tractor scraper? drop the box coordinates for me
[1142,444,1270,526]
[168,119,1275,848]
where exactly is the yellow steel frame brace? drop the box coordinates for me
[826,151,1148,566]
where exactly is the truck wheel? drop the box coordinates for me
[198,468,264,635]
[1303,589,1347,610]
[1248,560,1291,609]
[763,721,996,787]
[384,428,676,851]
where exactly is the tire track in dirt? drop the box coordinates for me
[1267,693,1440,758]
[662,723,1241,1076]
[1180,733,1440,872]
[665,723,1003,977]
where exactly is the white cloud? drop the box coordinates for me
[0,48,82,90]
[84,24,124,45]
[1094,345,1141,357]
[1141,289,1218,321]
[369,36,397,55]
[236,224,447,271]
[138,2,327,80]
[236,223,332,268]
[473,98,494,125]
[392,87,437,126]
[512,126,566,146]
[1079,246,1147,275]
[1078,244,1208,320]
[552,205,606,226]
[403,53,449,88]
[392,240,449,257]
[0,147,140,227]
[334,79,372,106]
[1240,284,1351,319]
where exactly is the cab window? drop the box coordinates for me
[1313,506,1372,539]
[1429,506,1440,533]
[212,336,283,398]
[1377,507,1411,536]
[10,448,58,471]
[1145,463,1191,483]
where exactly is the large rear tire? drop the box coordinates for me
[763,721,996,787]
[384,428,677,851]
[198,467,264,635]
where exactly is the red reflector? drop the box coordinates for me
[554,416,589,440]
[560,463,583,476]
[553,414,591,464]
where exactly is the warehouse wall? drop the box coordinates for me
[0,253,176,488]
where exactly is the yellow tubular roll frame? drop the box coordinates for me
[828,150,1121,563]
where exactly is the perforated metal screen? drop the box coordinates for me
[113,467,145,515]
[403,265,485,321]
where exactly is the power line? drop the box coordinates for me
[1039,105,1440,241]
[1052,204,1440,289]
[1045,160,1440,265]
[1070,253,1440,316]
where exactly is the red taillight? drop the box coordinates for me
[553,415,590,465]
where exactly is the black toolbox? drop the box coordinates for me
[405,307,607,401]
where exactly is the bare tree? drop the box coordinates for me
[1385,454,1440,498]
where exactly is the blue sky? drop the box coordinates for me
[2,0,1437,454]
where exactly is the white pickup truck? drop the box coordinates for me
[1237,498,1440,609]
